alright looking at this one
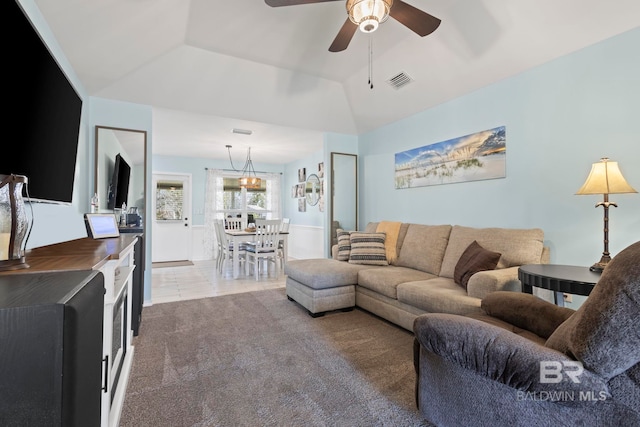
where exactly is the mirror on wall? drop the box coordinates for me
[305,173,321,206]
[95,126,147,230]
[330,152,357,256]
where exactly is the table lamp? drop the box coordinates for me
[576,158,637,272]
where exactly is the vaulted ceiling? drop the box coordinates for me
[34,0,640,164]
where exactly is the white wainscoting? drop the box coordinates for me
[190,224,326,261]
[191,225,207,261]
[286,224,325,260]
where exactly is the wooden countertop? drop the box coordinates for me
[0,236,138,275]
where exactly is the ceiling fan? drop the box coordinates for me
[265,0,441,52]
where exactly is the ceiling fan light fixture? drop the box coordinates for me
[359,18,379,33]
[347,0,392,33]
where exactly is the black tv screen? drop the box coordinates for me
[107,154,131,210]
[1,1,83,204]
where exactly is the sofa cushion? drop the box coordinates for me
[454,240,501,290]
[440,226,545,279]
[396,224,452,275]
[348,232,388,266]
[284,258,376,290]
[397,278,483,316]
[336,229,351,261]
[364,222,379,232]
[358,266,436,299]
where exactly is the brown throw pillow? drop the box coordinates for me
[454,240,501,290]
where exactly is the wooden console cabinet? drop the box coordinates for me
[0,270,104,426]
[0,236,138,427]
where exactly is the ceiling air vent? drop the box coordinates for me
[387,72,413,90]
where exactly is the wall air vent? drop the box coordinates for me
[232,128,253,135]
[387,72,413,90]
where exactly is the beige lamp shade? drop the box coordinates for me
[576,158,637,195]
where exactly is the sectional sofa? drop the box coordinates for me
[284,221,549,331]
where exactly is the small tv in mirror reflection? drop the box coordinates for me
[107,154,131,210]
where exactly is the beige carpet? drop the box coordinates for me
[152,260,194,268]
[119,288,431,426]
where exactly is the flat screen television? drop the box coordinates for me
[1,1,83,204]
[107,154,131,210]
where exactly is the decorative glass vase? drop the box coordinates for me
[0,174,31,271]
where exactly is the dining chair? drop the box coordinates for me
[278,218,290,269]
[213,219,225,272]
[216,219,246,273]
[225,217,244,231]
[245,219,282,280]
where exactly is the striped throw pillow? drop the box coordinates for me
[348,232,388,266]
[336,229,351,261]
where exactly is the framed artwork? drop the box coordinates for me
[291,185,297,198]
[296,183,305,198]
[298,167,306,183]
[318,162,324,178]
[395,126,506,189]
[298,198,306,212]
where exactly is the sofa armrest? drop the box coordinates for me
[413,313,609,398]
[466,266,521,299]
[482,291,575,339]
[331,244,338,260]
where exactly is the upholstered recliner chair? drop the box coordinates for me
[413,241,640,427]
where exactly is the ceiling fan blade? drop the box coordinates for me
[329,18,357,52]
[265,0,341,7]
[389,0,441,37]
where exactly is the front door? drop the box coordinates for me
[152,173,192,262]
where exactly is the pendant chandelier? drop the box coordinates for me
[226,145,262,189]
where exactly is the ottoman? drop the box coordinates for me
[284,258,376,317]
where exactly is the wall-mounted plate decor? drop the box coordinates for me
[394,126,506,189]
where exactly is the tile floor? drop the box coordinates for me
[151,259,286,305]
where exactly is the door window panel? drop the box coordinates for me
[155,180,184,220]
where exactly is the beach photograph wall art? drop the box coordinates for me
[394,126,506,189]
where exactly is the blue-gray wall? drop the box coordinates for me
[359,27,640,299]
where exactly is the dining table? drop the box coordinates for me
[224,229,289,278]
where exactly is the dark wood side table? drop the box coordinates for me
[518,264,601,307]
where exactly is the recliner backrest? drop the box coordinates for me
[545,241,640,379]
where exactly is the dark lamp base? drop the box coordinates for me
[0,257,29,272]
[589,256,611,273]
